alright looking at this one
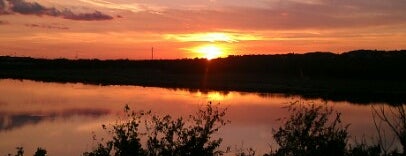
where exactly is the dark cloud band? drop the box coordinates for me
[25,23,69,30]
[60,10,113,21]
[1,0,113,21]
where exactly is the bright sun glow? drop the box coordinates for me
[195,45,225,60]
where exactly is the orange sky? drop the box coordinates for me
[1,0,406,59]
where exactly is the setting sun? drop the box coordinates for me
[194,44,226,60]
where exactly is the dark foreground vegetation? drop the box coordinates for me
[7,102,406,156]
[1,50,406,104]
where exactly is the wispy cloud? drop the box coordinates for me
[78,0,142,12]
[78,0,163,13]
[159,0,406,31]
[25,23,69,30]
[164,32,262,43]
[1,0,113,21]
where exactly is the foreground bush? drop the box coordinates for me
[7,147,47,156]
[83,102,228,156]
[267,102,349,156]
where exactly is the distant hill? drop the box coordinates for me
[1,49,406,104]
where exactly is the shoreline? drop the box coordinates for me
[2,50,406,105]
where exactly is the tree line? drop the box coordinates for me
[1,50,406,104]
[1,50,406,80]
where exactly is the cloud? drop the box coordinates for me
[25,23,69,30]
[0,0,4,9]
[0,20,8,25]
[8,0,52,15]
[156,0,406,32]
[1,0,113,21]
[78,0,165,14]
[164,32,262,42]
[0,108,110,131]
[105,0,405,33]
[79,0,144,12]
[59,9,113,21]
[0,0,8,14]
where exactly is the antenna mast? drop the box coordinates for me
[151,47,154,60]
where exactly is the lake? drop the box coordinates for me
[0,79,397,155]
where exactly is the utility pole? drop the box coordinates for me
[151,47,154,60]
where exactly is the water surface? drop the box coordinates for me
[0,79,392,155]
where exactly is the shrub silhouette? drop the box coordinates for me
[268,102,349,156]
[146,102,228,156]
[346,142,381,156]
[15,147,23,156]
[372,105,406,155]
[6,147,47,156]
[83,105,148,156]
[83,102,228,156]
[33,148,47,156]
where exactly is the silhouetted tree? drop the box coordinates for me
[33,148,47,156]
[83,105,147,156]
[372,105,406,155]
[83,103,228,156]
[346,139,381,156]
[146,102,228,156]
[268,102,349,156]
[234,147,255,156]
[15,147,23,156]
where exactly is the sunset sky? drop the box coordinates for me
[1,0,406,59]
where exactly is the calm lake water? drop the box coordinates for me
[0,79,397,155]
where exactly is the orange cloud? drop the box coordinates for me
[164,32,262,43]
